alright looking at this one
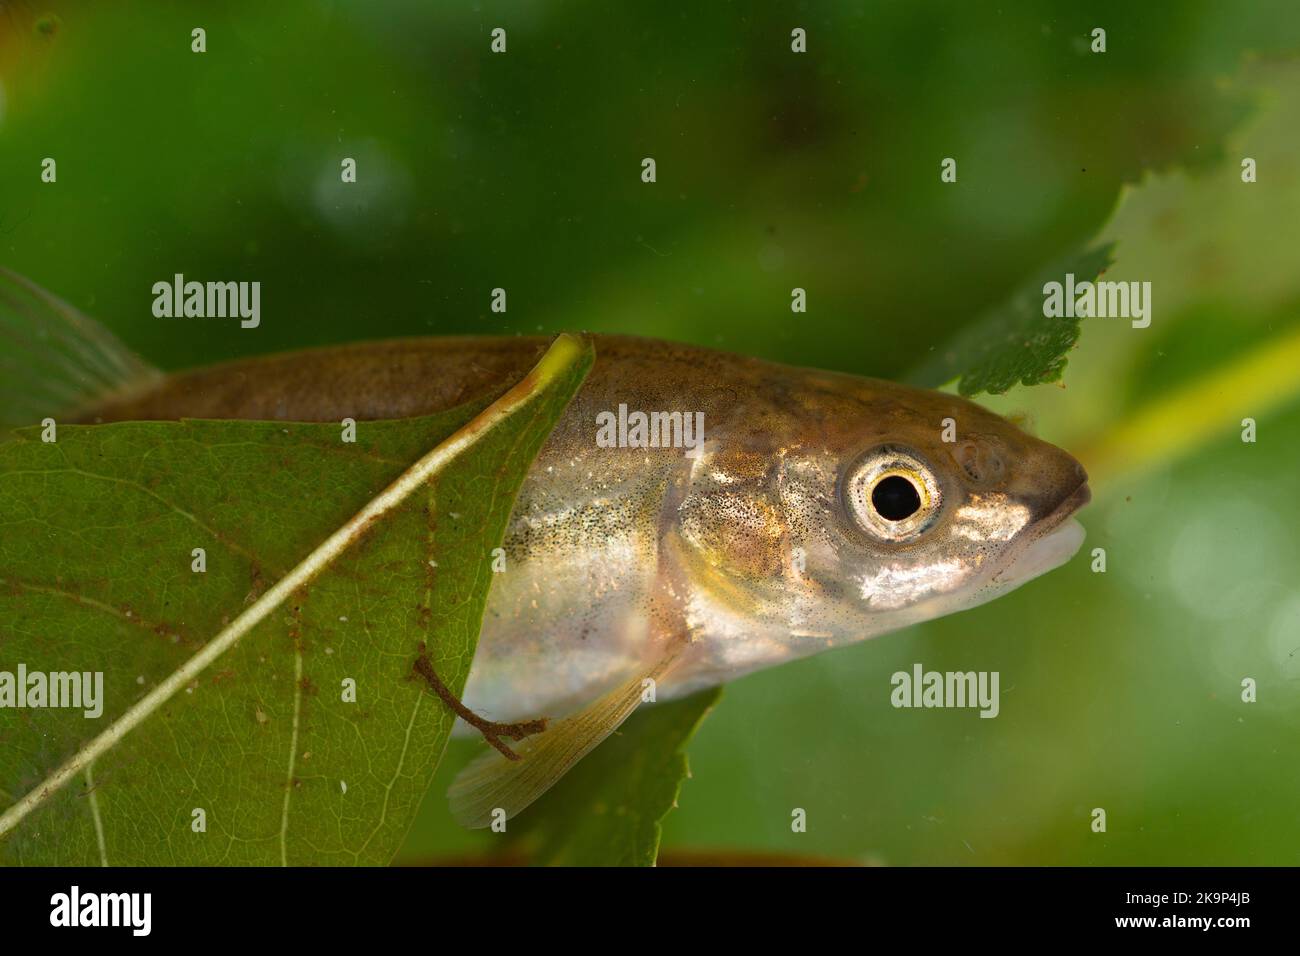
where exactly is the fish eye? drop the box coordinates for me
[843,446,942,542]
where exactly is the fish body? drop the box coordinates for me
[81,335,1090,724]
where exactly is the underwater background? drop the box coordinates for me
[2,0,1299,864]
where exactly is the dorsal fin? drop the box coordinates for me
[0,267,162,430]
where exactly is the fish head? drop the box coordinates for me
[673,374,1090,659]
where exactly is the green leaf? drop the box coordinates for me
[510,688,721,867]
[907,243,1116,396]
[969,60,1300,489]
[0,335,593,865]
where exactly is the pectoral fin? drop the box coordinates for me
[448,657,676,829]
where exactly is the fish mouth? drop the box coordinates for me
[986,478,1092,589]
[1038,479,1092,533]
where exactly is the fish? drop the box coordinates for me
[0,268,1090,825]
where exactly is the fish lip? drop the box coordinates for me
[984,478,1091,586]
[1037,478,1092,534]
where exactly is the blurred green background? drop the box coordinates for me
[3,1,1299,864]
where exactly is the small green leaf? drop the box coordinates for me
[908,244,1116,396]
[0,335,592,865]
[511,688,721,867]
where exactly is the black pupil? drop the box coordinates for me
[872,475,921,521]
